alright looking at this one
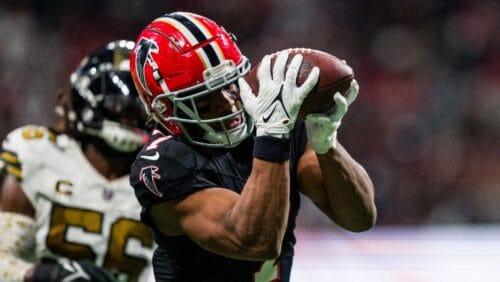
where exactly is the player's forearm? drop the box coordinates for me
[226,158,290,259]
[318,144,376,232]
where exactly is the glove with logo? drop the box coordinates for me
[305,79,359,154]
[239,51,320,138]
[33,259,117,282]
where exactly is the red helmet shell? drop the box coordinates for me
[130,12,246,136]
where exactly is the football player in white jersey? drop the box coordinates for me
[0,40,155,282]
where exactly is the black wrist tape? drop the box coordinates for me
[253,136,290,161]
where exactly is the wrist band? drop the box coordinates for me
[253,136,290,161]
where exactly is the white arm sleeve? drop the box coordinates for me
[0,212,36,282]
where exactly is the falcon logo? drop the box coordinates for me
[139,165,163,197]
[135,38,159,96]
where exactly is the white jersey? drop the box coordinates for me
[0,125,154,282]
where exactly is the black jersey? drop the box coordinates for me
[130,123,308,282]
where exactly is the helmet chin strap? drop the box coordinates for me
[77,119,145,153]
[203,116,254,148]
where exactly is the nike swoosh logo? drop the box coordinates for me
[262,86,290,123]
[262,104,278,123]
[141,152,160,161]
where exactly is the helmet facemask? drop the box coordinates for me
[152,58,253,148]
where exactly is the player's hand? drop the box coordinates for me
[239,51,319,138]
[305,79,359,153]
[33,259,117,282]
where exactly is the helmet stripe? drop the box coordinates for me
[201,45,220,67]
[210,41,226,62]
[170,13,208,44]
[180,13,226,65]
[155,18,199,46]
[154,17,211,69]
[167,13,223,68]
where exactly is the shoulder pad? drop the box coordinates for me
[1,125,60,180]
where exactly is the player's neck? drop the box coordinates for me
[83,143,130,181]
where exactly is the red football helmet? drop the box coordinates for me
[130,12,252,147]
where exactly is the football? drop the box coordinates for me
[244,48,354,120]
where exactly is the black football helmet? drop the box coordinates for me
[67,40,148,153]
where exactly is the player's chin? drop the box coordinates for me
[221,118,250,146]
[207,113,244,132]
[226,114,244,130]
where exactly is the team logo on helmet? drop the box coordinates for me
[134,38,160,96]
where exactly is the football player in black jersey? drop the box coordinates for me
[129,12,376,282]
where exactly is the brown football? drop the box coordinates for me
[244,48,354,121]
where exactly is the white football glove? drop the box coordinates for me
[305,79,359,154]
[239,51,320,138]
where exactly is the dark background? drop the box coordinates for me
[1,0,499,227]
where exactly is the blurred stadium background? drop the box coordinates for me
[1,1,499,281]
